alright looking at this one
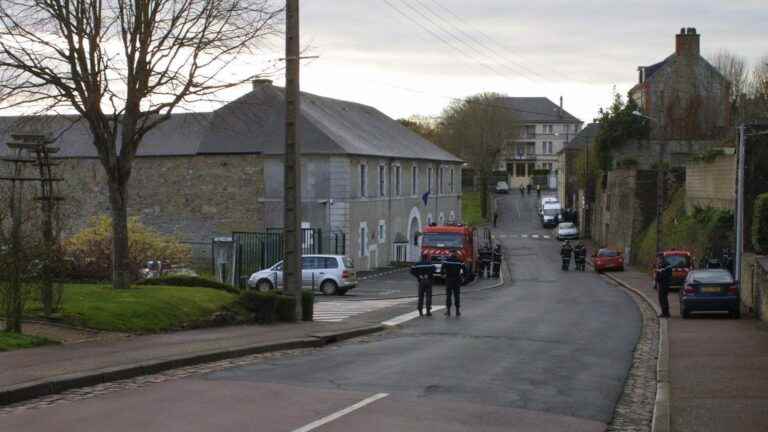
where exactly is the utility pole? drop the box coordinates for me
[284,0,302,318]
[655,141,664,255]
[735,125,745,285]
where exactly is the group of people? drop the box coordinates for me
[518,184,542,197]
[410,253,465,317]
[560,240,587,271]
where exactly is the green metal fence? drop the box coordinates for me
[233,229,346,288]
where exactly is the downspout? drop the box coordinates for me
[388,158,393,264]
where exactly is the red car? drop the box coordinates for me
[593,248,624,272]
[652,250,693,290]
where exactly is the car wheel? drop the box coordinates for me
[320,280,338,296]
[256,279,273,292]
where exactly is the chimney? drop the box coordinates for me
[675,27,700,58]
[252,78,273,90]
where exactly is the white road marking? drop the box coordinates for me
[521,234,528,238]
[314,298,414,322]
[381,306,447,326]
[544,235,551,239]
[532,234,540,238]
[291,393,389,432]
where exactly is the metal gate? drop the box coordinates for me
[233,229,346,288]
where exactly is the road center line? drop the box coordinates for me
[381,306,446,327]
[291,393,389,432]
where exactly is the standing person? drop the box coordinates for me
[560,240,573,271]
[574,243,586,271]
[410,257,435,317]
[656,254,672,318]
[443,253,464,317]
[493,210,499,227]
[519,184,525,196]
[536,184,541,197]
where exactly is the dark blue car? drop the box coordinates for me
[679,269,740,319]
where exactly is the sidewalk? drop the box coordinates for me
[0,317,388,406]
[610,265,768,432]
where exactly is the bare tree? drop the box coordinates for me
[751,56,768,117]
[438,93,517,220]
[0,0,282,289]
[710,50,749,101]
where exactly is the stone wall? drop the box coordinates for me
[31,155,265,268]
[685,154,736,211]
[610,139,722,170]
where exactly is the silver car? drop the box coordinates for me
[556,222,579,240]
[247,255,357,295]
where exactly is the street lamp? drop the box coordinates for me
[632,111,664,256]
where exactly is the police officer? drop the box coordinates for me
[410,257,436,317]
[443,253,464,317]
[560,240,573,271]
[656,254,672,318]
[574,242,586,271]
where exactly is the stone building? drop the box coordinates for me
[0,81,462,270]
[557,122,600,208]
[629,27,731,140]
[496,97,582,189]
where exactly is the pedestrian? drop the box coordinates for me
[526,183,532,195]
[536,184,541,197]
[656,254,672,318]
[443,253,464,317]
[519,185,525,196]
[493,210,499,227]
[410,256,435,317]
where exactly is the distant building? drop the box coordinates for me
[558,122,601,208]
[629,27,731,140]
[495,97,582,189]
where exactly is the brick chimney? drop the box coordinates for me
[675,27,700,58]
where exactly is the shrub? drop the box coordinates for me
[302,289,314,322]
[752,193,768,254]
[63,216,191,282]
[275,295,297,322]
[137,275,239,294]
[237,290,277,324]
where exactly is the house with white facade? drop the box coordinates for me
[496,97,582,189]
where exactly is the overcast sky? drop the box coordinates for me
[225,0,767,125]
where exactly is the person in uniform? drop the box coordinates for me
[574,243,586,271]
[443,253,464,317]
[410,257,436,317]
[656,254,672,318]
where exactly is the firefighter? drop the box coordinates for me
[536,184,541,197]
[410,257,436,317]
[656,255,672,318]
[574,243,586,271]
[443,253,464,317]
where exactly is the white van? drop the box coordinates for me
[541,203,561,228]
[539,196,559,216]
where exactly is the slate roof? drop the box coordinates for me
[560,123,601,153]
[494,97,581,124]
[0,83,460,163]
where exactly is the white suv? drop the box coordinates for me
[247,255,357,295]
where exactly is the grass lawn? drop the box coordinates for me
[462,191,487,227]
[0,332,54,352]
[28,284,236,333]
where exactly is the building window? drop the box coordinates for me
[523,125,536,138]
[449,168,455,193]
[543,162,552,171]
[359,163,368,198]
[411,164,418,195]
[438,167,444,194]
[527,163,535,176]
[439,213,445,225]
[544,124,553,134]
[359,224,368,257]
[378,164,386,197]
[526,143,535,155]
[543,141,553,154]
[378,220,386,243]
[394,165,401,196]
[516,143,525,157]
[427,167,433,192]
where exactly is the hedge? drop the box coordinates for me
[137,275,239,294]
[752,193,768,254]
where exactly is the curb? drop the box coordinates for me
[0,325,388,407]
[601,271,670,432]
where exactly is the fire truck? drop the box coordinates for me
[420,224,479,284]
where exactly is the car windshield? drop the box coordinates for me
[691,271,733,284]
[559,223,574,229]
[664,255,691,268]
[543,208,559,216]
[422,233,463,248]
[598,249,619,257]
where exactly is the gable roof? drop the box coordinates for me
[0,84,460,163]
[495,97,581,124]
[560,122,601,153]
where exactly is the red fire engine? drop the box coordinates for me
[420,224,479,283]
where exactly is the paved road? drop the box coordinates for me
[0,193,641,432]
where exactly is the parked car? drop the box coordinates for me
[652,250,693,290]
[679,269,740,318]
[538,196,559,216]
[495,181,510,194]
[593,248,624,272]
[247,255,357,295]
[555,222,579,241]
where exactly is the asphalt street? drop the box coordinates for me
[0,193,642,432]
